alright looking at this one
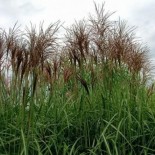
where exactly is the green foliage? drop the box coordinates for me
[0,2,155,155]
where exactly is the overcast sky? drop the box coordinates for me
[0,0,155,65]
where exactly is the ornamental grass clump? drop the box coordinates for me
[0,2,155,155]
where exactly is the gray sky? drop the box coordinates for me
[0,0,155,64]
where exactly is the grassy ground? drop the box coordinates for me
[0,3,155,155]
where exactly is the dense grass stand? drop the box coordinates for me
[0,3,155,155]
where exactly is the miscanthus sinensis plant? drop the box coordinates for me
[0,2,155,155]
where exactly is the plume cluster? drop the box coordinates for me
[0,3,151,95]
